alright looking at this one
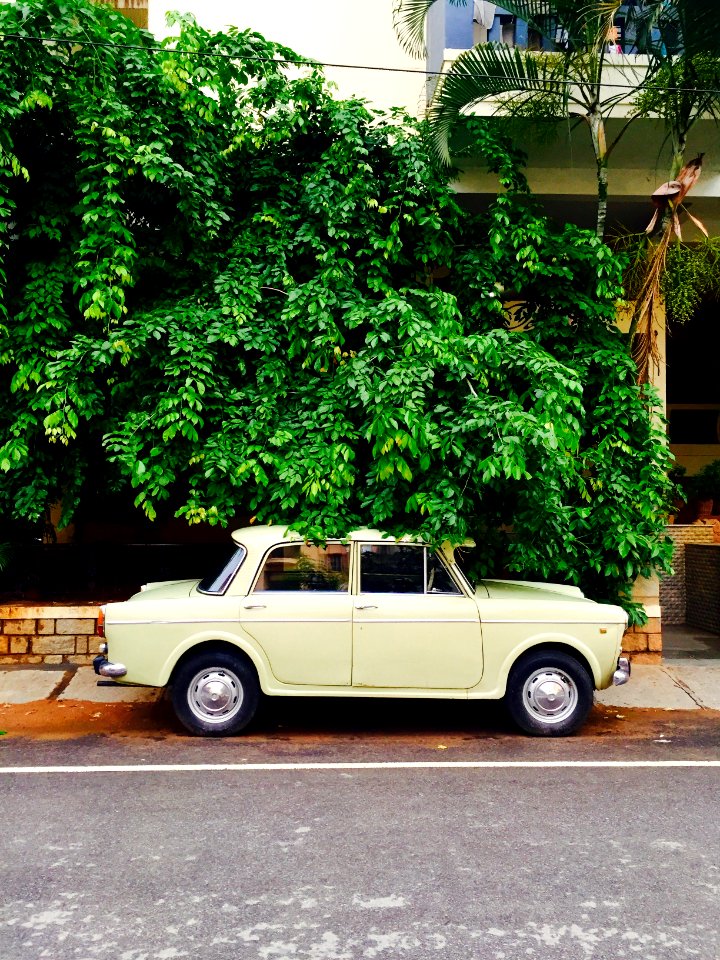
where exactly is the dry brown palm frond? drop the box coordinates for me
[645,154,706,239]
[632,155,706,382]
[630,230,670,383]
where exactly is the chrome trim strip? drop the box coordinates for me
[241,618,351,624]
[107,617,478,626]
[480,619,621,625]
[106,618,242,626]
[106,618,352,626]
[108,616,610,627]
[354,618,478,624]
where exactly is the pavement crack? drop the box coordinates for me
[48,669,78,701]
[659,666,706,709]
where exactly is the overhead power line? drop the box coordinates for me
[0,31,431,76]
[2,31,720,97]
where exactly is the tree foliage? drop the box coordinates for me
[0,0,672,617]
[621,233,720,328]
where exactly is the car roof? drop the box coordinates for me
[229,525,474,553]
[230,525,416,548]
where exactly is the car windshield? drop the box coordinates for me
[197,545,247,595]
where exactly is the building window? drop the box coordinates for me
[102,0,148,30]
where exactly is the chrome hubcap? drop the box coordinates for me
[188,668,243,725]
[523,668,577,724]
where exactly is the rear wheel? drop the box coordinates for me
[505,650,593,737]
[171,650,260,737]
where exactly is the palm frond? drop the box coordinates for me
[394,1,627,59]
[630,0,720,59]
[393,0,458,58]
[427,43,567,164]
[585,2,623,57]
[494,1,620,49]
[674,0,720,58]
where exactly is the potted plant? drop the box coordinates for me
[687,459,720,519]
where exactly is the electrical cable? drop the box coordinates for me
[2,31,720,96]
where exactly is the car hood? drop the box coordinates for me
[131,579,200,601]
[479,578,588,603]
[477,579,628,624]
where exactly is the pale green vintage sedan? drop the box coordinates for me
[94,525,630,737]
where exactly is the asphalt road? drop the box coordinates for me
[1,709,719,960]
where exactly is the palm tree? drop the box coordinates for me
[624,2,720,378]
[631,0,720,176]
[395,1,638,238]
[394,1,720,239]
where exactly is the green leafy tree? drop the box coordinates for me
[0,0,672,617]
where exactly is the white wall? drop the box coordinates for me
[149,0,425,114]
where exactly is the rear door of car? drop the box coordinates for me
[351,542,483,689]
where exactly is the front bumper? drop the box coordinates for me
[612,655,631,686]
[93,654,127,679]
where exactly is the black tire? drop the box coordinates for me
[505,650,593,737]
[171,650,260,737]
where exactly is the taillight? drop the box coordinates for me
[97,605,105,638]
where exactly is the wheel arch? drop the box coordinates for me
[164,637,264,689]
[503,639,598,692]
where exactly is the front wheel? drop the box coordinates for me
[171,650,260,737]
[505,650,593,737]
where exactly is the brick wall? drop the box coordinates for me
[622,618,662,663]
[686,544,720,634]
[660,525,715,625]
[0,605,102,665]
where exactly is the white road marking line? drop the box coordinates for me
[1,760,719,774]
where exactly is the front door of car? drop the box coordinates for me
[352,543,483,689]
[239,541,353,686]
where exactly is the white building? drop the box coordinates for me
[113,0,424,114]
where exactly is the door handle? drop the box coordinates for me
[242,603,266,610]
[355,604,378,610]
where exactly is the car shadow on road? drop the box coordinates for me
[249,695,514,739]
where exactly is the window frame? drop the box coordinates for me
[196,545,248,596]
[250,540,351,594]
[357,542,465,597]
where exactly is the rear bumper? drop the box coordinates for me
[612,655,631,686]
[93,655,127,679]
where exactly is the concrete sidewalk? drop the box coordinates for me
[0,663,718,710]
[0,666,161,705]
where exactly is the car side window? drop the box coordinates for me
[360,544,423,593]
[253,543,350,592]
[360,544,462,594]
